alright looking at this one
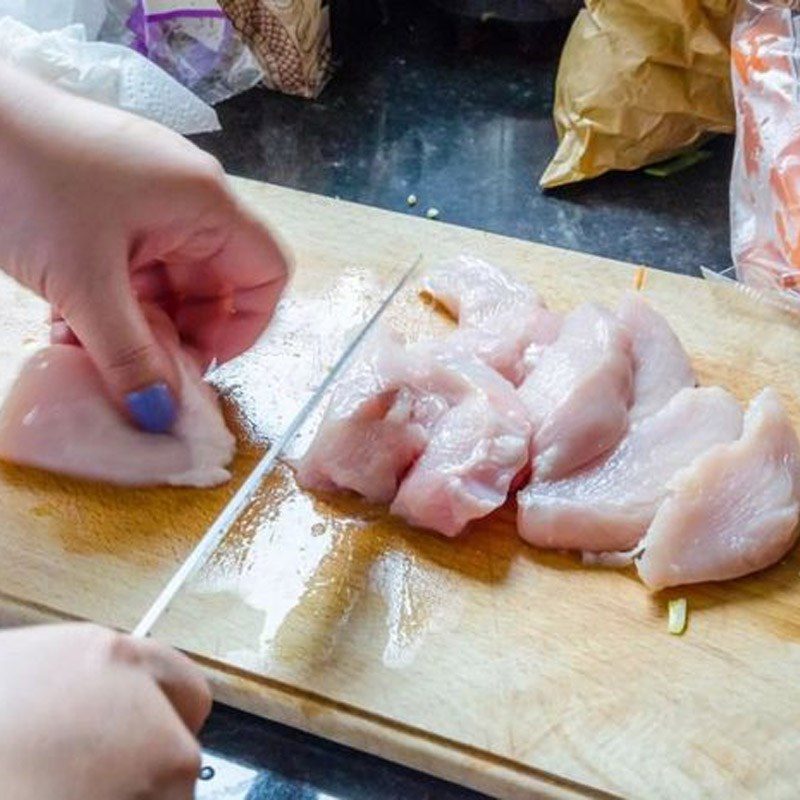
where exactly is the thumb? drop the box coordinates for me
[61,262,181,433]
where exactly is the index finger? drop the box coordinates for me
[185,205,291,364]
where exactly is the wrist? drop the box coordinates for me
[0,61,66,147]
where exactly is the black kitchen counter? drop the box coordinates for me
[193,2,732,797]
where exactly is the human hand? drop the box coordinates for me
[0,623,211,800]
[0,63,289,432]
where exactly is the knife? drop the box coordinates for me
[132,254,422,640]
[134,256,421,796]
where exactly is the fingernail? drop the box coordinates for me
[125,383,177,433]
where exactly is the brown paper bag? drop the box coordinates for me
[219,0,332,99]
[541,0,736,188]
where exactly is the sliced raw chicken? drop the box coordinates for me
[295,329,433,503]
[518,303,634,481]
[636,388,800,589]
[390,353,531,537]
[0,343,235,487]
[617,293,695,423]
[517,387,744,552]
[297,328,530,536]
[422,256,561,385]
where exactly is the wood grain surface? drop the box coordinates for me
[2,177,800,800]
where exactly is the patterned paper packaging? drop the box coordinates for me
[218,0,332,99]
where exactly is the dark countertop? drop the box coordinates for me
[193,3,732,277]
[193,3,732,797]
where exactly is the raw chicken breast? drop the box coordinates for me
[637,388,800,589]
[297,327,531,536]
[518,303,633,481]
[295,330,434,503]
[422,256,561,385]
[517,387,744,552]
[390,354,531,537]
[0,344,235,487]
[617,293,695,423]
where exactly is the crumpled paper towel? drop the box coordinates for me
[541,0,736,188]
[0,0,107,38]
[0,16,220,134]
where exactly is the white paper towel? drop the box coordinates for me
[0,16,221,135]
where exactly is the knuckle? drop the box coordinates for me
[197,151,226,182]
[104,629,142,667]
[193,161,232,209]
[147,737,201,798]
[104,341,157,374]
[76,624,141,668]
[185,151,227,194]
[170,733,203,782]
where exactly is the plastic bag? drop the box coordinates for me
[0,0,107,38]
[730,0,800,308]
[0,16,220,134]
[101,1,262,104]
[541,0,736,188]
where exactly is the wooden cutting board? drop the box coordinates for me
[2,176,800,800]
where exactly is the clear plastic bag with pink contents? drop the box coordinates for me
[730,0,800,310]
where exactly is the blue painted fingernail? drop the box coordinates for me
[125,383,177,433]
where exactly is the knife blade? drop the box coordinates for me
[132,255,422,640]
